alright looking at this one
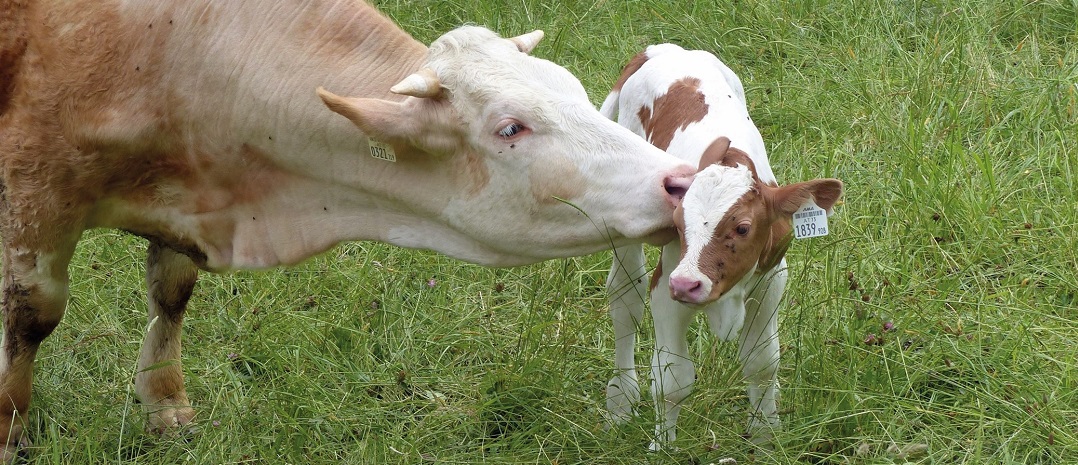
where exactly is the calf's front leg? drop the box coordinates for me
[738,267,786,442]
[604,245,646,425]
[647,246,697,450]
[135,241,198,433]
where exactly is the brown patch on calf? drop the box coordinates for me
[693,191,773,301]
[611,51,649,93]
[638,77,708,151]
[649,250,664,292]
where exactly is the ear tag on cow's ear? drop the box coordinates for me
[368,139,397,162]
[792,199,829,239]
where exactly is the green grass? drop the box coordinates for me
[17,0,1078,463]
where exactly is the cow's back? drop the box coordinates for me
[0,0,29,116]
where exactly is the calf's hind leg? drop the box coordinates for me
[135,241,198,433]
[0,238,78,461]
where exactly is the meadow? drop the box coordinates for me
[17,0,1077,463]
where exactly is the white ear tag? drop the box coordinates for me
[368,139,396,162]
[792,199,829,239]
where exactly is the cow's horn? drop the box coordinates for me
[510,30,544,54]
[390,68,443,98]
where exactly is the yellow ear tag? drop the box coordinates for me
[369,139,396,162]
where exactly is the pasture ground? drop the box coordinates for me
[13,0,1077,463]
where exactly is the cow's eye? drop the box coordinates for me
[735,222,750,236]
[497,122,526,139]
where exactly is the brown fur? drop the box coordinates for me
[0,1,431,455]
[611,51,648,93]
[638,78,708,151]
[0,0,29,116]
[649,250,663,292]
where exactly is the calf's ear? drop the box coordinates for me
[757,178,842,271]
[697,137,758,179]
[698,137,731,171]
[771,178,844,216]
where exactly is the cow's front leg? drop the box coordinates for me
[739,267,786,443]
[0,240,77,461]
[605,245,647,426]
[135,241,198,434]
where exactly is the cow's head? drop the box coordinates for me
[667,137,842,305]
[318,26,694,264]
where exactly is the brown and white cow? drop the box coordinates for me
[601,44,842,449]
[0,1,696,457]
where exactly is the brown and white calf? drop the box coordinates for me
[0,1,696,458]
[601,44,843,449]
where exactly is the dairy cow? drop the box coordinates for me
[0,1,696,457]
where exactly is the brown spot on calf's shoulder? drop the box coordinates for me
[638,77,708,151]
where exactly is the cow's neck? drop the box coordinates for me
[93,2,518,270]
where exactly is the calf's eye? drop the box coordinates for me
[735,223,750,236]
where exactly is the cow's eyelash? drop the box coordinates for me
[498,122,525,138]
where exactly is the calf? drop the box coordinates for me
[601,44,843,449]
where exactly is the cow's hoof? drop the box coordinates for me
[145,404,196,435]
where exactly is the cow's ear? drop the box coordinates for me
[318,87,461,154]
[769,178,845,217]
[318,88,413,141]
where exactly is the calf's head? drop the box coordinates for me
[668,137,843,305]
[318,26,694,264]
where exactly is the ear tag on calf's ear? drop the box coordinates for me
[792,199,829,239]
[369,139,397,162]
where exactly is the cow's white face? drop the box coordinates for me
[319,26,694,264]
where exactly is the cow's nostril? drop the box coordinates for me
[663,174,693,202]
